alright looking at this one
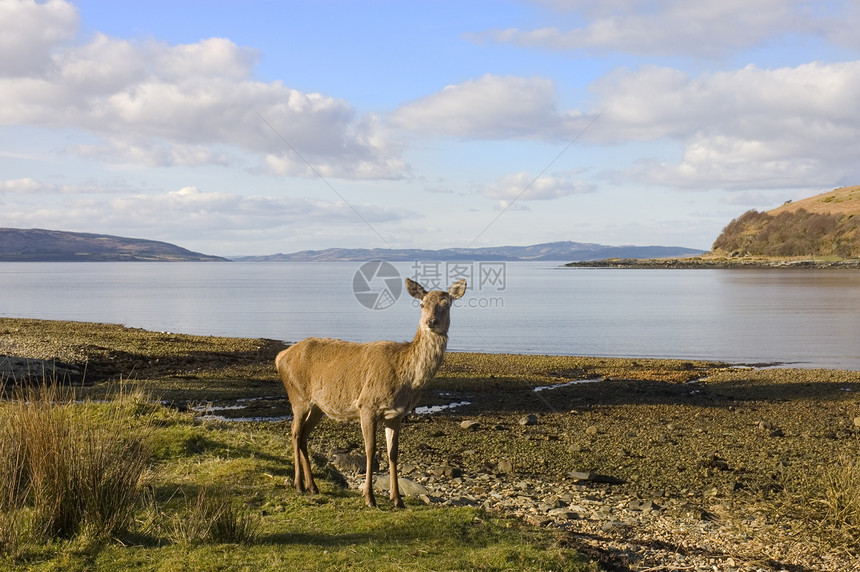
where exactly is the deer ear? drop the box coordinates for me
[448,279,467,299]
[405,278,427,300]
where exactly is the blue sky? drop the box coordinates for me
[2,0,859,256]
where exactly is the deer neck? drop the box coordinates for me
[405,327,448,389]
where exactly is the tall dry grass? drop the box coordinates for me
[775,455,860,552]
[816,457,860,544]
[0,384,152,550]
[166,486,258,545]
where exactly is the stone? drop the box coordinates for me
[460,420,480,431]
[628,499,658,512]
[600,521,632,533]
[585,425,599,436]
[519,414,538,426]
[525,514,552,527]
[429,463,461,478]
[570,471,625,484]
[332,452,374,474]
[497,459,514,474]
[547,508,580,520]
[373,475,429,496]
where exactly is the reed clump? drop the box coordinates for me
[806,457,860,546]
[0,384,152,551]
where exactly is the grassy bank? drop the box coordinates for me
[2,317,860,570]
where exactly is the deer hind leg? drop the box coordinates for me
[291,405,323,494]
[384,417,405,508]
[359,410,378,508]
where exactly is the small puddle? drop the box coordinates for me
[186,394,475,422]
[533,377,604,392]
[414,401,471,415]
[197,413,292,423]
[190,396,290,423]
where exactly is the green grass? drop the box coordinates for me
[0,385,595,572]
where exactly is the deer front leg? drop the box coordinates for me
[360,411,378,508]
[385,417,404,508]
[298,407,323,494]
[290,412,307,493]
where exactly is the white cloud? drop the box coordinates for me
[593,61,860,189]
[481,171,595,207]
[0,1,406,179]
[0,177,129,195]
[0,177,43,194]
[390,74,588,140]
[0,184,414,237]
[477,0,832,58]
[0,0,79,75]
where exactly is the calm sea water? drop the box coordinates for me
[1,261,859,370]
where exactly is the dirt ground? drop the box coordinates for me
[2,318,859,570]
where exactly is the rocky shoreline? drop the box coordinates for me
[337,460,786,572]
[325,398,859,571]
[565,257,860,269]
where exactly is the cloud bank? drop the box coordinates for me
[0,1,406,180]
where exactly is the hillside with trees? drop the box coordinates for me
[712,185,860,259]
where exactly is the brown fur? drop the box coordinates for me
[276,277,466,507]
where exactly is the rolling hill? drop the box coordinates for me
[712,185,860,259]
[0,228,227,262]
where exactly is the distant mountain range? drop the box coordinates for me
[0,228,705,263]
[0,228,227,262]
[235,242,706,262]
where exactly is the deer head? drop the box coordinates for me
[406,278,467,335]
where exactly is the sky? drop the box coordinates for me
[2,0,860,257]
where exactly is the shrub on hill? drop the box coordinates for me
[713,208,860,258]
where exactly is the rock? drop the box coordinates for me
[418,493,443,505]
[698,454,730,471]
[853,416,860,428]
[373,475,428,496]
[547,508,580,520]
[429,463,461,478]
[525,514,552,527]
[600,521,632,534]
[570,471,625,484]
[460,420,480,431]
[628,499,659,512]
[542,495,565,509]
[332,452,375,474]
[519,414,538,426]
[497,459,514,474]
[585,425,599,436]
